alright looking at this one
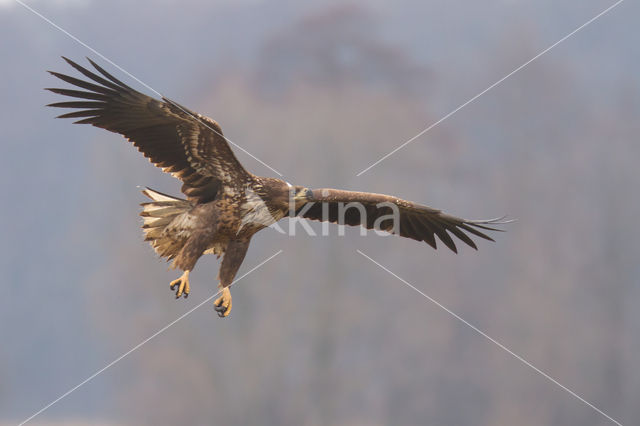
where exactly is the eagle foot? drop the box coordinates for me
[170,271,190,299]
[213,287,232,318]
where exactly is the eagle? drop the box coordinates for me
[47,57,508,317]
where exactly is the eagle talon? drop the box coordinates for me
[169,271,190,299]
[213,287,232,317]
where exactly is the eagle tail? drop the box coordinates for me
[140,188,192,261]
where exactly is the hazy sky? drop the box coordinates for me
[2,1,638,425]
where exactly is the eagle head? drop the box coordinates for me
[258,178,313,213]
[292,185,314,202]
[290,184,314,209]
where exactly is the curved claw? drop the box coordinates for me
[213,287,232,317]
[169,271,190,299]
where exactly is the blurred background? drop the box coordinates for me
[1,0,638,425]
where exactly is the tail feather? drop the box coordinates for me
[142,215,174,229]
[141,188,182,202]
[140,188,192,260]
[141,205,187,218]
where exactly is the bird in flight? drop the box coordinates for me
[47,57,508,317]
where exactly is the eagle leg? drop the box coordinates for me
[170,270,190,299]
[170,233,213,299]
[213,239,250,318]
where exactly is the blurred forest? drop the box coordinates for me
[1,1,639,425]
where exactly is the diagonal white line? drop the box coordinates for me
[13,0,285,177]
[356,249,623,426]
[356,0,625,176]
[18,250,283,426]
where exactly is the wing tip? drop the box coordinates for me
[469,214,515,225]
[85,56,100,69]
[466,215,514,232]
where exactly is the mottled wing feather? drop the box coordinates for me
[46,57,249,202]
[173,115,245,186]
[297,188,508,253]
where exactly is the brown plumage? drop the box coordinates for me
[47,57,509,318]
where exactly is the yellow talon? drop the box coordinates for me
[213,287,232,317]
[169,270,190,299]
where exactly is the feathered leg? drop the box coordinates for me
[170,233,211,299]
[214,239,251,317]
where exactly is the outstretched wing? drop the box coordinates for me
[297,188,509,253]
[46,57,250,202]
